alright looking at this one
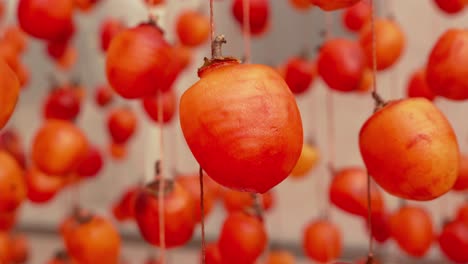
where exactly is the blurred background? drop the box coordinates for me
[2,0,468,263]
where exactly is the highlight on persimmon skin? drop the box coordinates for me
[310,0,360,11]
[406,68,436,101]
[0,60,20,129]
[389,205,434,257]
[303,219,342,263]
[180,61,303,194]
[426,29,468,100]
[359,18,406,71]
[359,98,459,201]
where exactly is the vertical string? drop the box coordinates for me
[324,89,334,219]
[157,87,166,263]
[199,166,206,264]
[242,0,251,63]
[209,0,215,57]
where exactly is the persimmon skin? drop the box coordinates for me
[426,29,468,100]
[232,0,270,35]
[176,175,215,223]
[95,85,114,107]
[439,220,468,263]
[264,250,296,264]
[180,63,303,194]
[107,107,137,144]
[100,18,125,52]
[342,1,371,32]
[32,120,89,176]
[329,167,384,217]
[290,143,319,178]
[17,0,74,41]
[0,61,19,129]
[222,189,274,213]
[390,206,434,257]
[134,181,196,248]
[406,68,436,101]
[311,0,360,11]
[453,153,468,191]
[317,38,366,92]
[0,210,17,231]
[359,19,405,71]
[2,26,28,54]
[284,57,316,94]
[433,0,465,14]
[303,219,342,262]
[218,212,267,264]
[359,98,459,201]
[142,89,176,124]
[43,86,81,121]
[75,146,103,178]
[289,0,313,10]
[204,242,222,264]
[106,24,177,99]
[0,151,25,213]
[176,10,210,47]
[25,166,64,203]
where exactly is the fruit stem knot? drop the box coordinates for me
[371,91,386,113]
[366,254,374,264]
[211,35,227,60]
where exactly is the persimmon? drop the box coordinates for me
[289,0,313,10]
[439,220,468,263]
[2,25,28,54]
[0,232,11,262]
[290,143,319,178]
[390,205,434,257]
[0,1,3,21]
[107,107,137,144]
[342,0,371,32]
[0,151,25,213]
[106,21,179,99]
[73,0,100,12]
[95,85,114,107]
[310,0,360,11]
[135,179,196,248]
[406,68,436,101]
[43,85,81,121]
[172,43,192,71]
[329,167,384,217]
[359,98,459,200]
[65,214,121,264]
[433,0,465,14]
[317,38,366,92]
[109,142,127,160]
[0,60,19,129]
[112,186,139,222]
[356,67,373,93]
[0,42,20,70]
[263,250,296,264]
[144,0,164,6]
[142,89,177,124]
[25,166,64,203]
[205,242,222,264]
[218,212,267,264]
[45,250,77,264]
[222,189,274,213]
[176,175,215,223]
[17,0,74,41]
[457,203,468,223]
[366,211,391,243]
[426,29,468,100]
[0,128,26,169]
[180,38,303,193]
[13,62,30,88]
[76,145,103,178]
[303,219,342,262]
[284,56,316,94]
[176,10,210,47]
[100,18,125,52]
[10,233,29,264]
[0,210,17,231]
[453,153,468,191]
[56,45,77,70]
[359,19,405,71]
[232,0,270,35]
[32,119,89,176]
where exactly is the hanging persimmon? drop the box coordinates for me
[107,107,137,145]
[0,1,3,21]
[143,0,164,6]
[176,174,215,223]
[73,0,101,12]
[356,68,373,93]
[172,43,192,71]
[303,219,342,262]
[75,145,103,178]
[1,26,28,54]
[329,167,385,217]
[218,211,267,264]
[310,0,360,11]
[17,0,74,41]
[0,128,26,169]
[439,220,468,263]
[106,20,180,99]
[433,0,465,14]
[65,214,121,264]
[32,119,89,176]
[0,232,11,263]
[406,68,436,101]
[359,18,405,71]
[25,166,64,203]
[95,85,114,107]
[457,203,468,223]
[359,98,459,200]
[390,205,434,257]
[142,89,176,124]
[290,142,319,178]
[205,242,222,264]
[109,142,127,161]
[100,18,125,52]
[453,153,468,191]
[0,151,25,213]
[232,0,270,35]
[0,210,17,231]
[112,185,139,222]
[263,250,296,264]
[0,60,19,129]
[426,29,468,100]
[222,189,274,213]
[289,0,313,10]
[284,56,316,94]
[43,84,81,121]
[10,233,29,264]
[12,62,30,89]
[317,38,366,92]
[134,179,196,248]
[342,0,371,32]
[176,10,210,47]
[365,211,391,243]
[180,36,303,194]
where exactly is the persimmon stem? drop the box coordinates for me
[211,35,227,60]
[199,166,206,264]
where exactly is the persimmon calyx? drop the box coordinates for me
[146,178,175,197]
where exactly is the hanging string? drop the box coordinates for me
[324,88,335,219]
[157,86,167,263]
[242,0,251,63]
[199,166,206,264]
[209,0,216,57]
